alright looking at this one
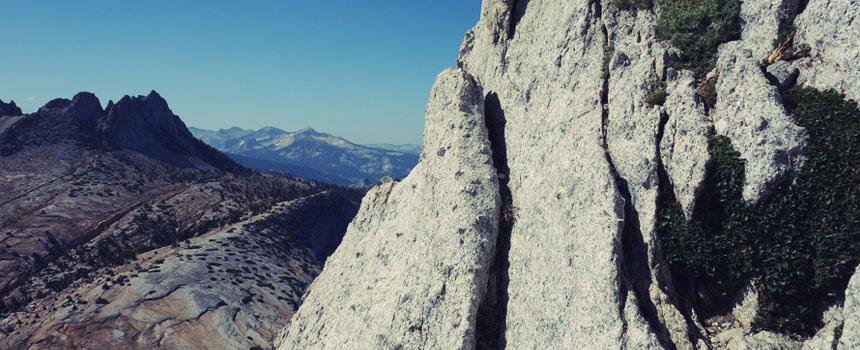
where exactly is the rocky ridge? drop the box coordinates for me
[0,91,360,349]
[1,193,356,350]
[279,0,860,349]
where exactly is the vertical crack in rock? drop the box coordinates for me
[594,3,689,350]
[595,2,635,345]
[507,0,530,39]
[475,92,511,350]
[278,68,501,350]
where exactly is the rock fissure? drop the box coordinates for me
[595,7,642,346]
[475,92,512,350]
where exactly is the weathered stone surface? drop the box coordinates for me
[765,60,800,91]
[661,69,712,220]
[457,1,665,348]
[605,9,700,350]
[793,0,860,105]
[278,68,500,350]
[732,280,759,330]
[839,265,860,349]
[712,0,809,204]
[726,331,801,350]
[714,328,746,344]
[738,0,801,57]
[714,41,808,204]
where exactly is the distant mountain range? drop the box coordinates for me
[189,126,420,185]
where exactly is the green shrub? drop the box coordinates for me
[833,321,844,349]
[646,88,668,106]
[95,297,109,305]
[658,87,860,335]
[612,0,652,10]
[774,15,796,49]
[656,0,742,76]
[703,76,718,108]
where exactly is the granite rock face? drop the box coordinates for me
[713,10,808,204]
[839,265,860,349]
[793,0,860,105]
[738,0,801,57]
[276,0,859,348]
[459,1,666,348]
[660,69,711,220]
[726,331,801,350]
[278,68,500,350]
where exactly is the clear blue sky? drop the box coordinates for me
[0,1,481,145]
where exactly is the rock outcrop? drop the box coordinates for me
[457,1,670,348]
[839,265,860,349]
[275,0,860,348]
[660,69,711,220]
[103,90,240,171]
[0,99,21,117]
[278,68,500,350]
[793,0,860,105]
[712,0,808,204]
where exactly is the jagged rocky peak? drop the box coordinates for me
[102,90,238,170]
[0,99,22,117]
[104,90,178,133]
[36,91,103,120]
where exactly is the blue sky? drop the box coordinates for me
[0,1,481,144]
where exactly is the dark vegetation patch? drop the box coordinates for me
[656,0,741,75]
[658,87,860,335]
[612,0,651,10]
[645,86,667,106]
[612,0,742,76]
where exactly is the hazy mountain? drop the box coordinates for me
[362,143,421,155]
[190,126,419,185]
[0,91,360,349]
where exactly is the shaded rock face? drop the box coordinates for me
[0,193,357,350]
[0,99,22,117]
[104,91,240,170]
[279,68,500,350]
